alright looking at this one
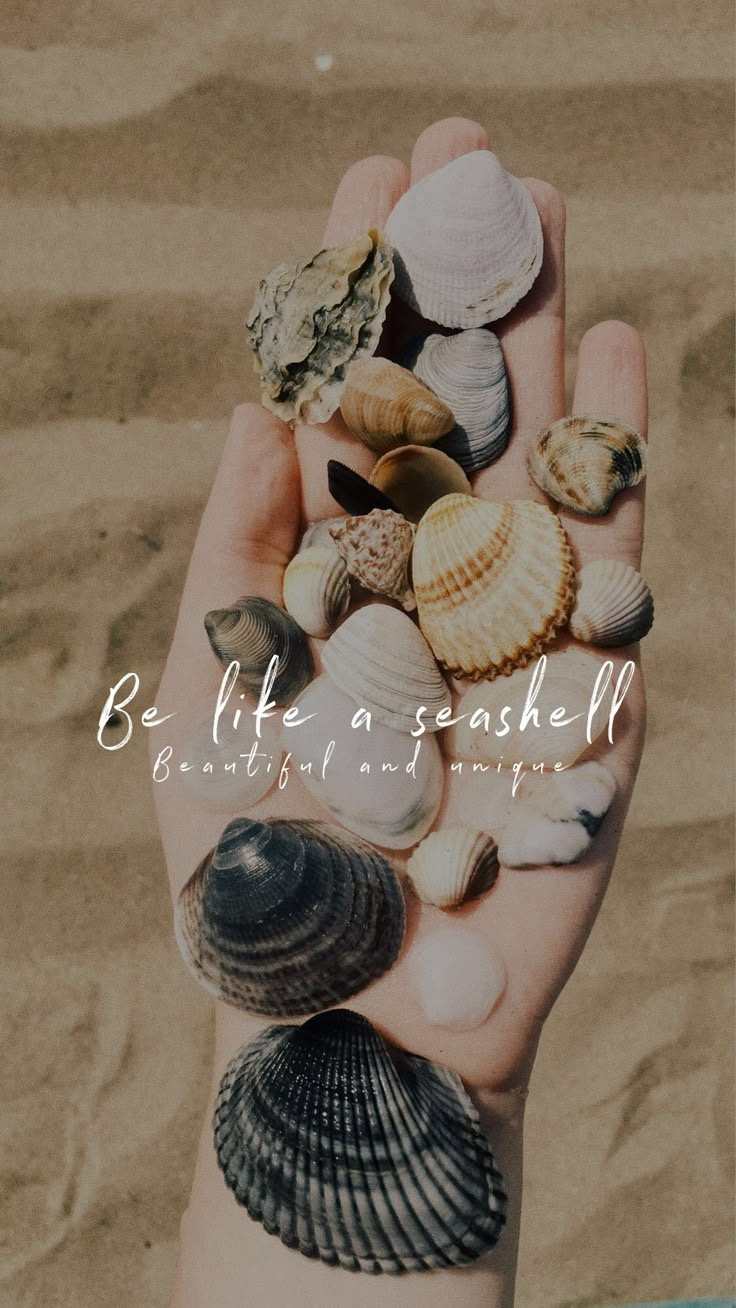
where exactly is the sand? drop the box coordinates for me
[0,1,733,1304]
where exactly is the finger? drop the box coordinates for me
[409,116,488,183]
[474,180,566,503]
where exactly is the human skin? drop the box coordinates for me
[152,116,649,1308]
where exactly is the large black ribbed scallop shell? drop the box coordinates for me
[204,595,313,703]
[214,1009,507,1274]
[175,819,405,1017]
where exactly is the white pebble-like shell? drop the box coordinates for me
[569,559,654,646]
[405,828,499,909]
[180,716,282,812]
[282,546,350,639]
[498,760,616,868]
[403,329,510,472]
[408,926,506,1031]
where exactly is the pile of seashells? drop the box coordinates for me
[175,150,653,1275]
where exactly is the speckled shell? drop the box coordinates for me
[204,596,313,704]
[214,1010,507,1273]
[528,416,647,516]
[569,559,654,646]
[321,604,451,734]
[412,495,575,680]
[369,446,471,524]
[281,546,350,639]
[498,760,616,868]
[330,508,416,610]
[340,356,454,454]
[328,459,398,515]
[407,926,506,1031]
[180,716,282,813]
[246,229,393,425]
[175,818,404,1016]
[405,828,499,909]
[402,329,510,472]
[384,151,543,328]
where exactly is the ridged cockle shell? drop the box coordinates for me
[405,828,499,909]
[528,416,647,516]
[569,558,654,645]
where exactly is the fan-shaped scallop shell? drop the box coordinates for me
[412,495,575,680]
[402,329,510,472]
[246,229,393,425]
[175,818,404,1016]
[281,546,350,639]
[329,509,416,609]
[204,596,313,703]
[528,416,647,516]
[407,926,506,1032]
[214,1009,507,1273]
[340,356,454,454]
[498,761,616,868]
[384,150,543,328]
[569,559,654,645]
[406,828,499,909]
[369,446,471,524]
[321,604,450,734]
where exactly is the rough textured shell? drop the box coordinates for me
[406,828,499,909]
[282,546,350,639]
[340,356,454,454]
[570,559,654,645]
[321,604,451,734]
[214,1009,507,1273]
[384,151,543,328]
[448,650,614,768]
[407,926,506,1031]
[180,716,281,813]
[328,459,398,515]
[528,416,647,516]
[402,329,510,472]
[175,818,404,1015]
[284,676,444,849]
[369,446,471,524]
[413,495,575,680]
[330,509,416,610]
[246,229,393,425]
[204,596,313,703]
[498,761,616,867]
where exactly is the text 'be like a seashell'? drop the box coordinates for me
[175,818,404,1016]
[569,558,654,646]
[407,925,506,1031]
[282,546,350,639]
[340,356,454,454]
[406,828,499,909]
[204,596,313,704]
[369,445,471,524]
[412,494,575,680]
[328,459,398,516]
[528,416,647,517]
[180,715,282,813]
[330,508,416,610]
[498,760,616,868]
[402,328,511,472]
[246,229,393,425]
[384,150,543,328]
[321,604,451,734]
[214,1009,507,1273]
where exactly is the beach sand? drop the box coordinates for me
[0,2,733,1304]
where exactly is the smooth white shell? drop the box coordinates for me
[405,828,499,909]
[498,760,616,868]
[408,926,506,1031]
[569,558,654,646]
[282,546,350,638]
[180,716,282,812]
[403,329,510,472]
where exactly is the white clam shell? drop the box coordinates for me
[283,676,444,850]
[180,716,282,812]
[405,828,499,909]
[299,516,345,554]
[569,559,654,646]
[498,760,616,868]
[321,604,451,734]
[282,546,350,639]
[408,926,506,1031]
[384,150,543,328]
[403,329,510,472]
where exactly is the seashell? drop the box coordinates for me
[281,546,350,639]
[402,329,510,472]
[407,926,506,1031]
[299,516,345,554]
[330,508,415,610]
[384,150,543,328]
[180,715,282,813]
[204,596,313,704]
[321,604,451,734]
[405,828,499,909]
[569,559,654,646]
[214,1009,507,1273]
[246,229,393,425]
[413,494,575,680]
[283,676,443,849]
[340,356,454,454]
[369,446,471,524]
[528,416,647,516]
[175,818,404,1015]
[328,458,398,515]
[448,650,615,768]
[498,760,616,868]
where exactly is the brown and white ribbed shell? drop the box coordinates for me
[569,559,654,645]
[528,416,647,517]
[340,356,454,454]
[405,828,499,909]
